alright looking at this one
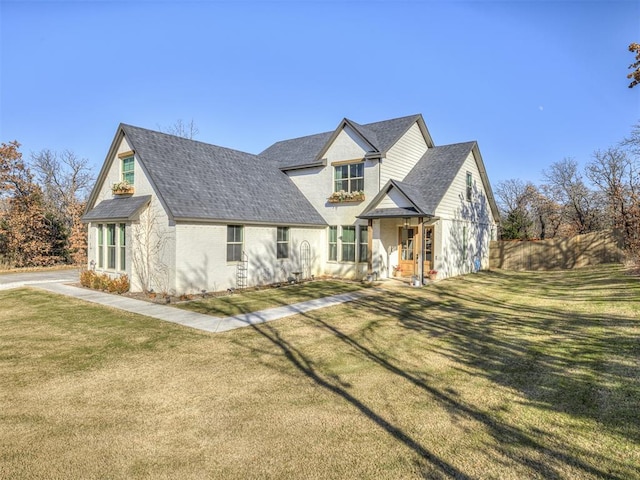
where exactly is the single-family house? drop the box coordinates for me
[83,114,499,293]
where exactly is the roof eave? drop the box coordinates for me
[279,160,326,171]
[358,179,428,218]
[84,125,127,215]
[470,143,500,223]
[313,118,380,163]
[172,216,328,227]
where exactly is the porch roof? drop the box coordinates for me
[357,207,431,219]
[82,195,152,223]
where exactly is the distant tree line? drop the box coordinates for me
[495,123,640,261]
[0,142,93,268]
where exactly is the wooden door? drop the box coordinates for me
[398,227,416,277]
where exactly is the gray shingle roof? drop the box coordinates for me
[82,195,152,222]
[258,114,422,169]
[358,142,477,219]
[118,125,326,225]
[358,206,419,219]
[402,141,477,214]
[357,115,422,153]
[258,131,333,169]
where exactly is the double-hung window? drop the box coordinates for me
[122,156,134,185]
[466,172,473,202]
[277,227,289,259]
[96,223,126,271]
[341,226,356,262]
[119,224,126,270]
[334,162,364,193]
[227,225,244,262]
[358,226,368,263]
[97,224,104,268]
[106,224,117,269]
[328,226,338,261]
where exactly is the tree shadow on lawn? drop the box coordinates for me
[226,270,637,479]
[480,266,638,304]
[381,274,639,442]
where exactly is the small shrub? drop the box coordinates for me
[109,274,130,294]
[82,270,129,294]
[80,270,94,288]
[90,273,104,290]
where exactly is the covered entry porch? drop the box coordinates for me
[359,208,439,285]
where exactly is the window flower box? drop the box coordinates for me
[328,190,365,203]
[112,181,134,195]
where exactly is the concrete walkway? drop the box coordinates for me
[30,282,373,333]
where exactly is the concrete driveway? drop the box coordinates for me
[0,268,79,290]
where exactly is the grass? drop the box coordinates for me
[1,265,638,479]
[177,280,368,316]
[0,264,78,274]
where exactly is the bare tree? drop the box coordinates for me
[31,149,93,226]
[157,119,199,139]
[529,184,563,239]
[543,158,602,235]
[495,179,537,239]
[621,122,640,156]
[587,146,640,256]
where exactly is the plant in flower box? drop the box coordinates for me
[328,190,365,203]
[112,181,134,195]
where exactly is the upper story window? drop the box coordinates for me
[334,162,364,193]
[466,172,473,202]
[121,154,134,185]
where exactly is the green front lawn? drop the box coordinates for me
[1,265,638,479]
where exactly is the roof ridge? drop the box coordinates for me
[120,123,258,158]
[360,113,421,128]
[345,118,380,150]
[432,140,477,149]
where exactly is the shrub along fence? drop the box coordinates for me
[490,230,625,270]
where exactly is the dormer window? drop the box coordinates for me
[334,161,364,193]
[119,151,135,185]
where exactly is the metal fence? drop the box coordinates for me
[489,230,625,270]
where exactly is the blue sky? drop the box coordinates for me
[1,0,639,188]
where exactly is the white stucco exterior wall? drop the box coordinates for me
[433,150,496,278]
[285,126,380,279]
[88,135,176,293]
[174,223,324,293]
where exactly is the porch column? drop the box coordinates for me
[418,217,424,285]
[367,219,373,274]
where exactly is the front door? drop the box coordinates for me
[398,227,416,277]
